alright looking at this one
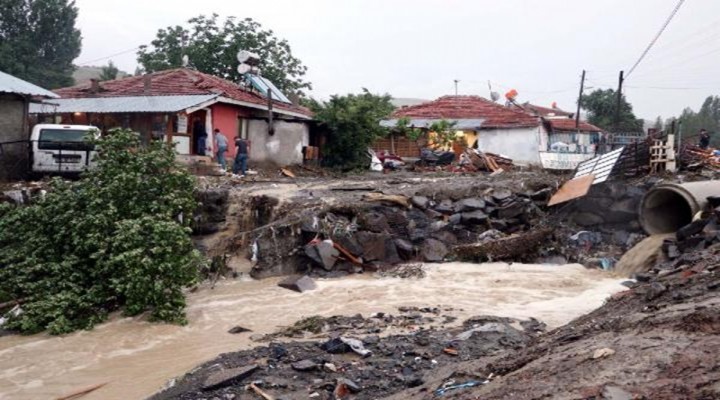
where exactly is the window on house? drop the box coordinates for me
[238,117,248,139]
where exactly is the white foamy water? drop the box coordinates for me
[0,263,625,400]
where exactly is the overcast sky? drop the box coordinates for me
[73,0,720,120]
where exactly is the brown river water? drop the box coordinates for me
[0,262,625,400]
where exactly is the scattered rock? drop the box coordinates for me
[454,198,485,213]
[644,282,667,301]
[421,239,448,262]
[411,196,429,209]
[592,347,616,359]
[227,326,252,334]
[291,359,318,372]
[602,385,634,400]
[316,240,340,270]
[202,365,258,391]
[278,275,317,293]
[461,210,488,224]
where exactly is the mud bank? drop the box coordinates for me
[0,263,623,400]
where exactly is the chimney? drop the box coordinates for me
[90,79,99,94]
[143,74,151,94]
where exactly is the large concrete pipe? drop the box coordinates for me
[639,180,720,234]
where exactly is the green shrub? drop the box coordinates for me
[0,129,202,334]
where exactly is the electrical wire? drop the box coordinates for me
[75,47,141,66]
[626,0,686,79]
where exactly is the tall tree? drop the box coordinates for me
[99,60,119,81]
[138,14,311,96]
[0,0,82,89]
[677,95,720,146]
[652,116,664,132]
[311,90,395,169]
[580,89,643,132]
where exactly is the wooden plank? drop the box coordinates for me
[548,174,596,206]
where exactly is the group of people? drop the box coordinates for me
[213,129,250,176]
[191,119,249,175]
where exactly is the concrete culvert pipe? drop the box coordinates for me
[639,181,720,234]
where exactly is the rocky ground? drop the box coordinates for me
[149,308,546,400]
[150,224,720,400]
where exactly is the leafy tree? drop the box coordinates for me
[311,89,395,169]
[0,130,202,334]
[138,14,311,95]
[427,119,459,149]
[677,96,720,146]
[652,116,664,132]
[0,0,81,89]
[99,60,119,81]
[580,89,643,132]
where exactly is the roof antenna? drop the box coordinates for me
[182,54,190,68]
[454,79,459,96]
[488,81,500,102]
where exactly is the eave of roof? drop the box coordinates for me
[0,70,59,98]
[29,94,219,114]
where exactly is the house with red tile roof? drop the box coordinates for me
[379,95,546,164]
[30,68,314,167]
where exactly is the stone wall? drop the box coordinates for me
[0,94,28,181]
[563,181,650,233]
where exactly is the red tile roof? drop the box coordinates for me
[521,103,574,117]
[392,95,540,129]
[546,118,604,132]
[54,68,311,117]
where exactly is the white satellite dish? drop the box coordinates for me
[490,91,500,102]
[237,63,252,74]
[236,50,260,65]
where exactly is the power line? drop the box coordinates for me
[75,47,141,66]
[626,0,686,79]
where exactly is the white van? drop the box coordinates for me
[30,124,100,174]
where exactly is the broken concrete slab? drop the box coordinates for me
[278,275,317,293]
[202,364,258,391]
[316,240,340,270]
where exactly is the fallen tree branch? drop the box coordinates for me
[55,382,108,400]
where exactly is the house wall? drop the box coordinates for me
[0,94,29,181]
[476,126,542,164]
[211,104,240,158]
[247,120,309,165]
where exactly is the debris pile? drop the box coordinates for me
[463,149,514,173]
[149,313,543,400]
[681,144,720,170]
[251,185,551,277]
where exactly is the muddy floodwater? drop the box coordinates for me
[0,263,625,400]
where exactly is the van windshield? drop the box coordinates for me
[38,129,95,151]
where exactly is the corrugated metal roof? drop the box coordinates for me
[0,70,58,98]
[29,94,218,114]
[574,147,625,184]
[380,118,485,130]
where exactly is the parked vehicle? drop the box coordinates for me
[30,124,99,175]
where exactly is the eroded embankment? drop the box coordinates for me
[0,263,624,400]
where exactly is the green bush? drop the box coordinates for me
[0,129,202,334]
[311,89,395,170]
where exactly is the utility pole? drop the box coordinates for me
[454,79,459,96]
[575,70,586,129]
[614,70,624,131]
[677,119,683,153]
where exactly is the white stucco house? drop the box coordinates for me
[381,95,545,164]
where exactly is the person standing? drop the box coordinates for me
[233,136,250,176]
[214,129,228,171]
[699,129,711,149]
[193,120,207,156]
